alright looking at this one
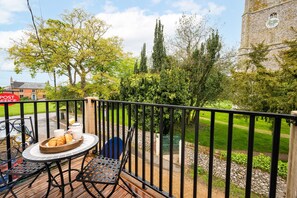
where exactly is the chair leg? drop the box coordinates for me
[82,182,97,198]
[0,173,17,198]
[91,183,106,197]
[28,170,42,187]
[3,185,18,198]
[120,177,137,197]
[106,185,117,198]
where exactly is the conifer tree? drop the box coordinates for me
[152,19,166,72]
[139,43,148,73]
[134,60,139,74]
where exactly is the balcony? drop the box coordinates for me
[1,98,297,197]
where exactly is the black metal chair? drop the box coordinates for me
[0,117,46,198]
[76,126,137,198]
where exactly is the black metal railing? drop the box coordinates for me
[0,99,86,185]
[93,99,297,198]
[1,98,297,197]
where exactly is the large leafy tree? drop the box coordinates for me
[8,8,124,97]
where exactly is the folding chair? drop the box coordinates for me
[76,126,137,197]
[0,117,46,198]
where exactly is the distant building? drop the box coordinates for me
[3,78,47,100]
[239,0,297,69]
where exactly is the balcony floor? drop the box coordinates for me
[1,156,154,198]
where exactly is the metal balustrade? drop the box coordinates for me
[1,99,297,198]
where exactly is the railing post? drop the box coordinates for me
[287,111,297,198]
[84,97,97,134]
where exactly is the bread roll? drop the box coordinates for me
[56,136,66,146]
[48,138,57,147]
[65,134,73,144]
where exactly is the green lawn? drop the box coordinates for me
[0,103,56,117]
[181,120,289,154]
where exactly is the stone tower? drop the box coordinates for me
[239,0,297,69]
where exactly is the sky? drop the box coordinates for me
[0,0,244,87]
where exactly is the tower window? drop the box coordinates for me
[270,12,278,19]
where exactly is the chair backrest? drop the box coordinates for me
[0,117,35,165]
[118,125,135,175]
[100,137,124,160]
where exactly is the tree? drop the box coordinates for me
[134,60,139,74]
[139,43,148,73]
[231,42,281,112]
[8,8,124,97]
[185,30,223,108]
[152,19,167,72]
[171,14,210,63]
[276,29,297,113]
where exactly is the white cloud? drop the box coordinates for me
[0,30,26,49]
[0,0,27,24]
[0,0,27,12]
[96,7,182,56]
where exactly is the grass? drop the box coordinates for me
[102,106,290,154]
[0,103,56,117]
[181,120,289,154]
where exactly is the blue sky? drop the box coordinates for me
[0,0,244,87]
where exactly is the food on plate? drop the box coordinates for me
[48,138,58,147]
[65,134,73,144]
[56,136,66,146]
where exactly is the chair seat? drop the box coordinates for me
[76,156,121,184]
[8,161,45,176]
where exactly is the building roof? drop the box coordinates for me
[11,81,46,89]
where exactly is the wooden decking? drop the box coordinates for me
[0,156,155,198]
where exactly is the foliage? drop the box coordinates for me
[20,97,30,101]
[170,14,210,62]
[152,19,167,72]
[134,60,139,74]
[120,69,189,134]
[276,30,297,113]
[232,35,297,113]
[8,8,125,97]
[185,30,224,108]
[139,43,148,73]
[45,84,83,100]
[0,87,3,93]
[220,152,287,178]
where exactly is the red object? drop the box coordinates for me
[0,93,20,106]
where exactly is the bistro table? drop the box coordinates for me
[22,133,99,198]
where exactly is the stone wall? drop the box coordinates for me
[239,0,297,70]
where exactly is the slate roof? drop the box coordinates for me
[11,81,46,89]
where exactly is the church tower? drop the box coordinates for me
[239,0,297,69]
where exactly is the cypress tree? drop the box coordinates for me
[139,43,148,73]
[152,19,166,72]
[134,60,139,74]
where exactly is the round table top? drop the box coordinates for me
[22,133,98,162]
